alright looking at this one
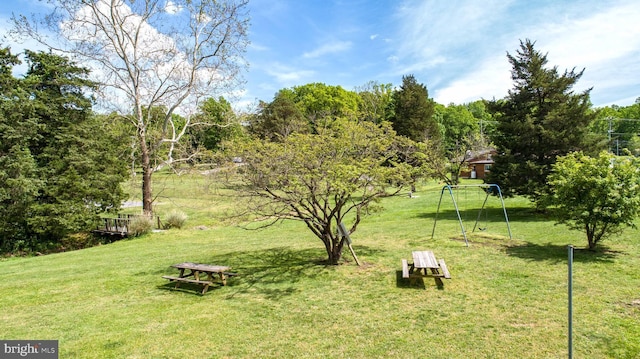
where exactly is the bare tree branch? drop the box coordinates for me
[12,0,249,215]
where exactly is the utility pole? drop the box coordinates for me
[607,117,612,154]
[606,117,640,155]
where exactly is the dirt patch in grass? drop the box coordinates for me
[450,233,514,247]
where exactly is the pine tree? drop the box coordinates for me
[0,49,128,253]
[390,75,439,143]
[487,39,603,203]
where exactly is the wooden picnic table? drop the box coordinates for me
[162,262,236,294]
[402,250,451,287]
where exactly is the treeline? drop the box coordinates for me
[2,39,640,254]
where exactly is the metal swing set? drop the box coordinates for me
[431,184,512,246]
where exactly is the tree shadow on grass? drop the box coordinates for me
[162,245,384,300]
[155,247,322,297]
[503,242,619,264]
[158,281,227,296]
[417,206,550,223]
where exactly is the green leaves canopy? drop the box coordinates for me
[546,151,640,250]
[232,120,418,264]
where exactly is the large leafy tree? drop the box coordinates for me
[0,47,40,252]
[13,0,250,215]
[389,75,439,143]
[227,120,424,265]
[249,89,308,141]
[439,104,480,152]
[487,39,602,203]
[290,82,361,133]
[467,100,496,143]
[0,48,128,253]
[431,103,485,185]
[355,80,393,124]
[190,97,244,152]
[249,83,360,141]
[545,151,640,250]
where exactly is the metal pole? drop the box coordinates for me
[608,117,612,153]
[431,185,469,246]
[431,187,446,239]
[495,185,513,240]
[447,186,469,247]
[568,245,573,359]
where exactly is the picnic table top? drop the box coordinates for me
[171,262,230,272]
[411,251,440,269]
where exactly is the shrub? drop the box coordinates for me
[545,151,640,250]
[164,210,188,229]
[127,216,153,236]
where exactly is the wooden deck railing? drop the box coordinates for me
[93,214,162,237]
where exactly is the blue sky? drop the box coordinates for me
[246,0,640,107]
[2,0,639,109]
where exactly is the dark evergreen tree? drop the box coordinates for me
[486,39,603,203]
[0,48,42,251]
[389,75,439,142]
[0,48,128,253]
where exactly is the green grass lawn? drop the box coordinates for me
[1,175,639,358]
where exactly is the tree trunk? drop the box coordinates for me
[322,232,343,265]
[333,240,345,265]
[142,162,153,216]
[139,134,153,216]
[586,224,596,250]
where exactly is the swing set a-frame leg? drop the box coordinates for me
[431,185,469,247]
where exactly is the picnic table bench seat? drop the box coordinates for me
[401,259,411,279]
[438,258,451,279]
[161,275,212,285]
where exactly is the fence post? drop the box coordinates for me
[568,245,573,359]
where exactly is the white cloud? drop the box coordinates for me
[433,54,511,104]
[387,55,399,64]
[393,0,512,64]
[303,40,352,59]
[393,0,640,105]
[532,2,640,67]
[529,1,640,102]
[237,0,640,106]
[165,1,183,15]
[57,0,226,115]
[266,63,315,85]
[249,42,269,52]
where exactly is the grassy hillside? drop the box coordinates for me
[1,174,638,358]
